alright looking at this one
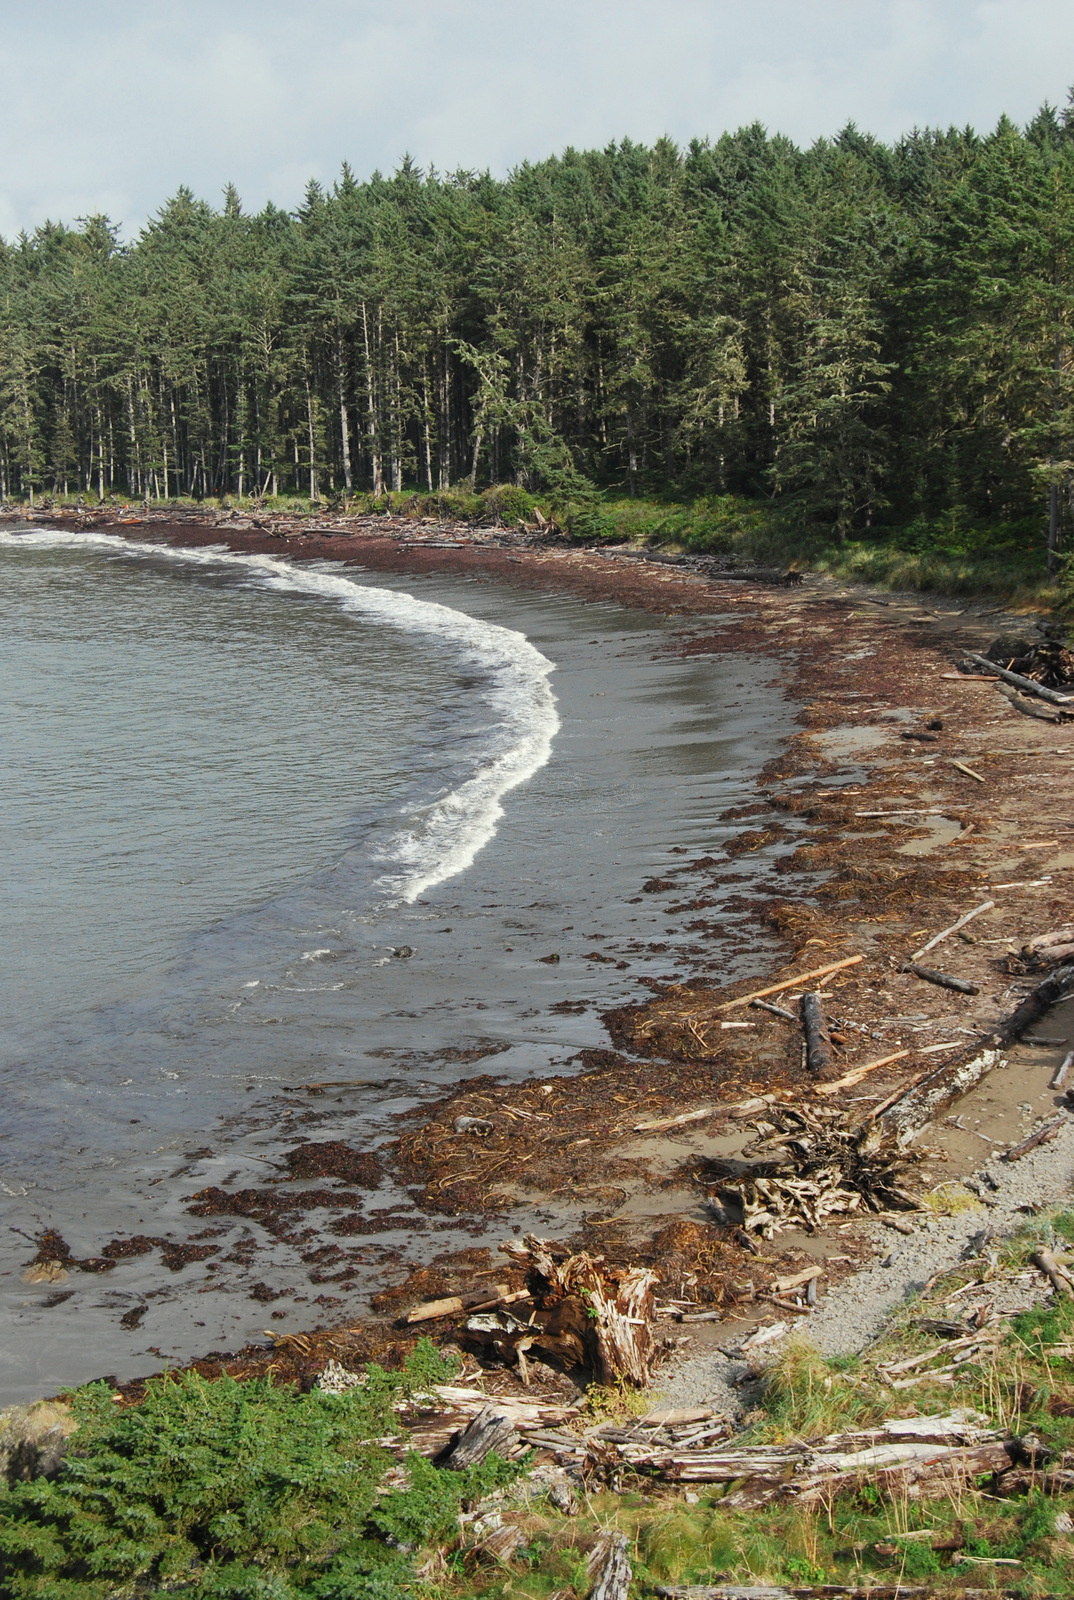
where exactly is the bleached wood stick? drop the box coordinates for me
[965,651,1074,705]
[715,953,863,1012]
[1052,1050,1074,1089]
[912,900,994,960]
[813,1049,911,1097]
[632,1093,776,1133]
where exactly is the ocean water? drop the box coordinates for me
[0,528,793,1398]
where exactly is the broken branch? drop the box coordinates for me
[902,962,980,996]
[716,954,863,1012]
[912,900,994,961]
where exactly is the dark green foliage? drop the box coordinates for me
[0,1342,516,1599]
[5,98,1074,579]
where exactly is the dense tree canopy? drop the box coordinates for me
[4,102,1074,558]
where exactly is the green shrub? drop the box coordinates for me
[0,1343,517,1599]
[479,484,536,524]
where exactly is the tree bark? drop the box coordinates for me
[800,993,832,1074]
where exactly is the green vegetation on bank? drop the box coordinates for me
[6,1215,1074,1595]
[6,98,1074,586]
[0,1342,519,1599]
[40,476,1059,603]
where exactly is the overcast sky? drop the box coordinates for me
[3,0,1074,242]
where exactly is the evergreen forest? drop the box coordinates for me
[5,100,1074,582]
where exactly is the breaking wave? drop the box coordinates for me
[0,527,559,903]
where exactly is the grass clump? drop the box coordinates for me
[0,1340,520,1599]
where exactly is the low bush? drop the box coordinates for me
[0,1341,519,1599]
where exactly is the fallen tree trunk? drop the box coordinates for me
[994,964,1074,1047]
[874,967,1074,1145]
[587,1532,632,1600]
[655,1588,960,1600]
[902,962,979,995]
[800,993,832,1075]
[874,1048,1004,1147]
[996,681,1065,722]
[964,652,1074,705]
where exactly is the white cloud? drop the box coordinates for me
[2,0,1073,240]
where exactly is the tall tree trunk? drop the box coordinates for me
[1049,320,1063,575]
[337,335,352,491]
[305,363,318,501]
[361,302,384,495]
[439,346,451,490]
[390,331,402,493]
[422,362,434,492]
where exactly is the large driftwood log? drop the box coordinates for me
[587,1532,632,1600]
[800,994,832,1075]
[874,1048,1004,1147]
[1024,926,1074,970]
[965,651,1074,705]
[994,964,1074,1046]
[438,1403,519,1469]
[996,681,1065,722]
[875,966,1074,1145]
[658,1586,1018,1599]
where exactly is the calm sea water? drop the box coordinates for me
[0,528,793,1398]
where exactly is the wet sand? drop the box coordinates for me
[5,504,1073,1399]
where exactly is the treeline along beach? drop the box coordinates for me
[4,105,1074,564]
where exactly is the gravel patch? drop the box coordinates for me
[656,1114,1074,1417]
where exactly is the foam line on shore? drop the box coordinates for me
[0,526,560,903]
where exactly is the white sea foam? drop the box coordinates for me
[0,526,560,902]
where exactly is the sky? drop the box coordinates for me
[2,0,1074,242]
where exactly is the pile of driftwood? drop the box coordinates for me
[406,1236,659,1389]
[706,1103,919,1239]
[655,1585,1019,1599]
[1009,924,1074,973]
[518,1404,1069,1504]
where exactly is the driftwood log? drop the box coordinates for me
[1001,1118,1064,1161]
[1022,927,1074,971]
[996,681,1066,722]
[1052,1050,1074,1089]
[438,1403,520,1469]
[902,962,979,995]
[994,964,1074,1046]
[587,1531,632,1600]
[656,1588,1009,1599]
[1031,1248,1074,1297]
[406,1285,528,1324]
[464,1236,658,1386]
[965,652,1074,705]
[875,1048,1004,1147]
[876,966,1074,1146]
[800,993,832,1075]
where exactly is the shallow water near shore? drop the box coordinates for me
[0,529,792,1400]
